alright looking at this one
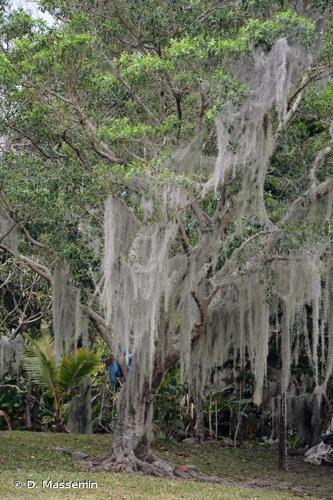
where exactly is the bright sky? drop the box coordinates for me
[9,0,54,24]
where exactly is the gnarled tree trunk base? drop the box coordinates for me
[81,450,234,484]
[84,452,174,478]
[79,437,235,484]
[59,445,309,495]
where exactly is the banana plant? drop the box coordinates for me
[24,334,100,432]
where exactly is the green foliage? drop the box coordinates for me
[0,51,14,79]
[155,367,190,440]
[0,375,22,429]
[0,1,322,293]
[25,334,58,397]
[98,118,154,142]
[24,334,100,431]
[241,10,315,49]
[58,348,100,396]
[24,334,100,397]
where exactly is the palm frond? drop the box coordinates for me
[58,348,100,397]
[23,334,59,399]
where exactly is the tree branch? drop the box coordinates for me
[281,175,333,224]
[45,88,122,164]
[177,221,191,255]
[81,304,111,349]
[0,243,53,285]
[1,241,110,346]
[0,189,46,249]
[4,122,54,160]
[62,130,91,170]
[196,1,240,24]
[309,121,333,188]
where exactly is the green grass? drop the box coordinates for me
[0,431,330,499]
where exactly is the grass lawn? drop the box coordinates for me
[0,431,331,499]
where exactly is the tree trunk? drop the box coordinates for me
[110,382,154,470]
[93,365,173,476]
[209,394,213,438]
[55,403,66,433]
[193,392,205,442]
[278,389,288,471]
[31,399,39,431]
[68,378,92,434]
[23,394,32,431]
[89,350,180,476]
[89,300,211,476]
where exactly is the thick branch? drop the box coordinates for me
[81,304,111,349]
[4,122,53,160]
[0,189,46,249]
[309,122,333,188]
[62,131,91,171]
[0,243,53,284]
[177,222,191,255]
[151,287,220,391]
[281,175,333,224]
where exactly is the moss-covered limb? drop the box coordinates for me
[280,174,333,224]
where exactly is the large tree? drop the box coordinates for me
[1,0,333,476]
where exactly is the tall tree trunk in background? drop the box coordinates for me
[31,399,40,431]
[193,391,205,442]
[23,390,32,431]
[55,407,62,433]
[278,389,288,471]
[55,403,66,433]
[68,378,92,434]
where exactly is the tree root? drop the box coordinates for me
[60,447,304,494]
[79,451,176,478]
[78,452,239,485]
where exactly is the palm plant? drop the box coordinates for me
[24,334,100,432]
